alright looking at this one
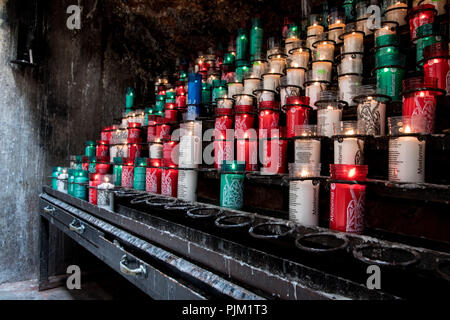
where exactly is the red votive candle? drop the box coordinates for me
[101,126,111,142]
[214,139,234,169]
[176,95,187,109]
[162,140,179,167]
[156,119,172,141]
[146,159,162,194]
[127,138,142,161]
[147,115,158,143]
[258,108,280,139]
[161,166,178,197]
[407,4,436,41]
[215,108,234,140]
[165,102,178,122]
[95,156,111,174]
[329,164,368,235]
[121,158,135,188]
[422,42,449,93]
[235,106,256,139]
[89,173,102,205]
[402,76,443,133]
[96,140,109,157]
[260,138,288,175]
[286,102,310,138]
[81,156,89,171]
[236,138,258,171]
[127,122,142,139]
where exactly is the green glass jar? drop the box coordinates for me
[220,161,246,210]
[223,52,236,66]
[75,155,83,170]
[68,169,75,195]
[202,82,212,105]
[113,157,123,187]
[73,170,89,200]
[133,157,147,191]
[126,87,135,109]
[250,18,264,61]
[376,66,405,101]
[236,28,249,61]
[165,90,176,102]
[85,141,95,157]
[343,0,355,23]
[88,157,96,174]
[235,64,250,82]
[51,166,63,190]
[156,94,165,101]
[375,34,399,47]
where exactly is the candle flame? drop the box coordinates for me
[346,129,355,135]
[419,92,425,97]
[300,169,309,177]
[348,168,356,178]
[404,125,411,134]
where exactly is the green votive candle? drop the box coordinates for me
[51,167,63,190]
[220,161,246,210]
[113,157,123,187]
[85,141,95,157]
[376,67,405,101]
[88,156,96,174]
[126,87,135,109]
[202,83,212,105]
[250,18,264,61]
[236,28,249,61]
[133,158,147,191]
[73,170,89,200]
[68,169,75,195]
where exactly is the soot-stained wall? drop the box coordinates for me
[0,0,149,284]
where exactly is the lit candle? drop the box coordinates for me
[96,140,109,158]
[112,159,122,187]
[288,163,321,226]
[228,82,244,98]
[149,142,163,159]
[127,139,142,160]
[313,40,335,62]
[260,138,288,175]
[286,101,310,138]
[89,173,102,205]
[52,166,63,190]
[374,24,398,47]
[268,55,287,74]
[254,89,276,102]
[234,94,254,106]
[85,141,95,157]
[333,121,365,165]
[338,53,364,74]
[388,116,426,183]
[338,74,362,107]
[216,97,234,109]
[146,159,162,194]
[311,61,333,82]
[220,161,246,210]
[329,164,368,234]
[214,139,234,169]
[294,125,321,165]
[306,35,319,50]
[288,47,310,69]
[375,66,406,101]
[307,24,324,37]
[121,159,135,189]
[328,22,346,44]
[305,81,328,109]
[73,170,89,200]
[262,73,282,91]
[97,175,115,211]
[355,86,389,136]
[161,167,178,197]
[235,107,256,138]
[236,137,258,172]
[317,98,343,137]
[251,60,268,78]
[243,77,262,95]
[215,109,234,140]
[422,42,449,93]
[418,0,446,15]
[384,1,408,26]
[342,31,364,53]
[258,109,280,139]
[408,4,436,41]
[133,158,147,191]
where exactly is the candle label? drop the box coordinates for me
[177,170,198,202]
[214,140,234,169]
[89,181,98,205]
[161,170,177,197]
[334,139,364,165]
[388,138,425,183]
[289,180,319,226]
[287,106,309,138]
[146,168,161,193]
[294,139,321,165]
[121,166,134,188]
[220,174,244,209]
[357,100,386,135]
[330,183,366,234]
[237,140,258,171]
[317,109,342,137]
[403,94,437,133]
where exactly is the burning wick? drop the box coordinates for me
[348,168,356,179]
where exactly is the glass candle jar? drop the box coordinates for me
[234,94,255,107]
[418,0,447,15]
[311,61,333,82]
[415,23,442,68]
[328,7,346,44]
[68,169,75,196]
[73,170,89,200]
[305,80,329,109]
[306,35,319,51]
[288,163,321,226]
[250,17,264,61]
[383,0,408,26]
[227,82,244,98]
[268,55,287,74]
[177,168,198,202]
[333,121,365,165]
[215,108,234,140]
[133,157,147,191]
[146,159,162,194]
[329,164,368,234]
[51,166,63,190]
[338,52,364,74]
[85,141,95,157]
[97,174,114,211]
[260,138,288,175]
[236,133,258,171]
[286,100,311,138]
[262,73,282,91]
[313,38,336,62]
[165,103,178,122]
[354,85,391,136]
[388,116,427,183]
[236,28,249,61]
[407,4,437,41]
[121,158,135,189]
[127,138,142,160]
[251,60,268,78]
[243,77,261,95]
[288,47,311,69]
[374,22,399,47]
[293,125,321,165]
[162,140,178,167]
[220,161,246,210]
[96,140,109,158]
[201,82,212,106]
[216,97,234,109]
[375,66,405,101]
[422,42,449,93]
[127,122,142,140]
[88,173,102,205]
[57,168,68,194]
[187,73,202,105]
[279,85,302,108]
[307,24,324,37]
[340,25,364,53]
[112,158,123,187]
[161,166,178,197]
[402,76,444,134]
[338,74,363,106]
[258,108,280,139]
[316,92,345,137]
[223,52,236,66]
[254,89,277,103]
[125,87,135,109]
[179,121,202,168]
[235,106,256,139]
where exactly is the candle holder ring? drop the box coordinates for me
[388,133,429,141]
[314,99,348,109]
[295,232,349,254]
[215,213,255,229]
[248,222,294,240]
[352,244,421,268]
[288,46,311,55]
[328,178,368,185]
[267,53,288,60]
[290,135,323,141]
[416,54,450,67]
[303,80,332,86]
[312,39,337,48]
[164,201,197,213]
[186,207,222,219]
[332,134,368,142]
[232,93,257,100]
[114,189,143,198]
[145,197,177,207]
[371,64,405,77]
[352,93,392,104]
[400,87,446,97]
[130,194,159,204]
[336,51,364,60]
[253,88,278,97]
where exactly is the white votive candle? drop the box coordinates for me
[262,73,281,91]
[307,24,324,37]
[286,68,306,87]
[328,23,346,43]
[314,42,335,61]
[228,82,244,98]
[343,32,364,53]
[177,169,198,202]
[384,3,408,26]
[338,74,362,106]
[269,56,287,74]
[97,182,115,211]
[334,137,365,164]
[289,48,310,69]
[318,107,342,137]
[289,179,320,226]
[312,61,333,82]
[244,78,262,95]
[295,139,321,165]
[389,136,426,183]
